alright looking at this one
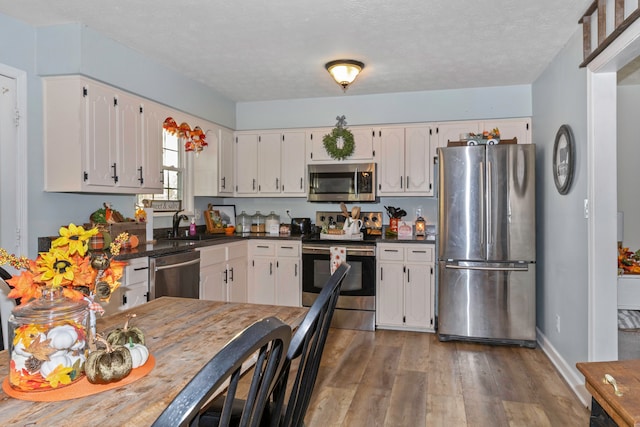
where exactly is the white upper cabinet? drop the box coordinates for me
[280,131,306,195]
[480,118,531,144]
[235,130,306,197]
[235,133,259,195]
[43,76,163,194]
[257,132,282,195]
[307,126,374,163]
[435,118,531,148]
[194,124,236,197]
[141,101,167,191]
[219,128,235,195]
[377,125,433,196]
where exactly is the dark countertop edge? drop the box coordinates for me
[114,233,304,260]
[114,233,436,261]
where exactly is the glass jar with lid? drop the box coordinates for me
[251,211,266,233]
[265,211,280,234]
[236,210,251,234]
[8,289,90,391]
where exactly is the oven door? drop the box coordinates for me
[302,248,375,311]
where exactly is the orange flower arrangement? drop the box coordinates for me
[619,246,640,274]
[0,223,127,303]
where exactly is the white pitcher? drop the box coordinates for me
[349,219,363,235]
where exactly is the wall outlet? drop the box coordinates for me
[555,314,561,333]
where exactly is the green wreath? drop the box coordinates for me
[323,127,355,160]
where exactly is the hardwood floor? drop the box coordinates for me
[304,328,590,427]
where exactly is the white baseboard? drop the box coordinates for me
[536,327,592,408]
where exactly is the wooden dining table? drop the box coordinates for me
[0,297,308,427]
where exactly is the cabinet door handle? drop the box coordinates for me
[384,249,400,253]
[223,269,228,284]
[138,166,144,184]
[229,267,234,282]
[407,268,410,283]
[406,176,409,189]
[221,176,226,189]
[253,178,256,190]
[112,163,119,183]
[295,264,298,277]
[276,177,279,190]
[270,262,273,275]
[400,176,403,189]
[300,177,303,189]
[122,294,127,305]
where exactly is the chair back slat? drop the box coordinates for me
[274,263,351,427]
[152,316,291,427]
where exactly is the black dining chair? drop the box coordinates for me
[199,262,351,427]
[152,316,292,427]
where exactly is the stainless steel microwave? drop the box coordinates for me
[307,163,376,202]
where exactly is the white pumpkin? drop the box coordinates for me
[47,325,79,349]
[40,354,73,378]
[126,342,149,369]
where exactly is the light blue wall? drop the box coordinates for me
[236,85,532,130]
[532,29,588,376]
[0,14,236,256]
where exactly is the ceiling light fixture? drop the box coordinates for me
[325,59,365,92]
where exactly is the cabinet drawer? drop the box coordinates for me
[406,246,434,263]
[378,246,404,261]
[125,257,150,283]
[277,242,300,257]
[251,242,276,256]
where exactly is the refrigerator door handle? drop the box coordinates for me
[480,161,485,246]
[487,159,492,246]
[444,264,529,272]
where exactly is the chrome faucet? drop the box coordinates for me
[172,210,189,237]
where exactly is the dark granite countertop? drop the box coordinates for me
[114,233,306,260]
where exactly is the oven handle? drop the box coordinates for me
[302,245,375,257]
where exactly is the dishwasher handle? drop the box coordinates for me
[154,258,200,271]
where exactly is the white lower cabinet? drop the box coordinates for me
[103,257,150,315]
[376,243,435,332]
[199,241,248,303]
[248,240,301,307]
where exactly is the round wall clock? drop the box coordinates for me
[553,124,575,195]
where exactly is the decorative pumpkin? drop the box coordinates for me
[86,336,133,384]
[47,324,79,350]
[126,340,150,369]
[106,314,145,346]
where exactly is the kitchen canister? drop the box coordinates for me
[8,289,89,391]
[265,211,280,235]
[251,211,266,233]
[236,211,251,233]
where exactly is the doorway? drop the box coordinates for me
[0,64,28,263]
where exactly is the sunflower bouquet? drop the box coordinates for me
[0,223,128,303]
[2,223,129,391]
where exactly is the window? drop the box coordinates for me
[138,129,192,211]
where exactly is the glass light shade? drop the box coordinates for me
[325,60,364,91]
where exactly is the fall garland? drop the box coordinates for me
[323,115,354,160]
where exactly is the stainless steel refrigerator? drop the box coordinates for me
[437,144,536,347]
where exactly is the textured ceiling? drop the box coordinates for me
[0,0,593,102]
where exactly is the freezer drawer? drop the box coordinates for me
[437,260,536,346]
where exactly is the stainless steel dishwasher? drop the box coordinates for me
[149,250,201,299]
